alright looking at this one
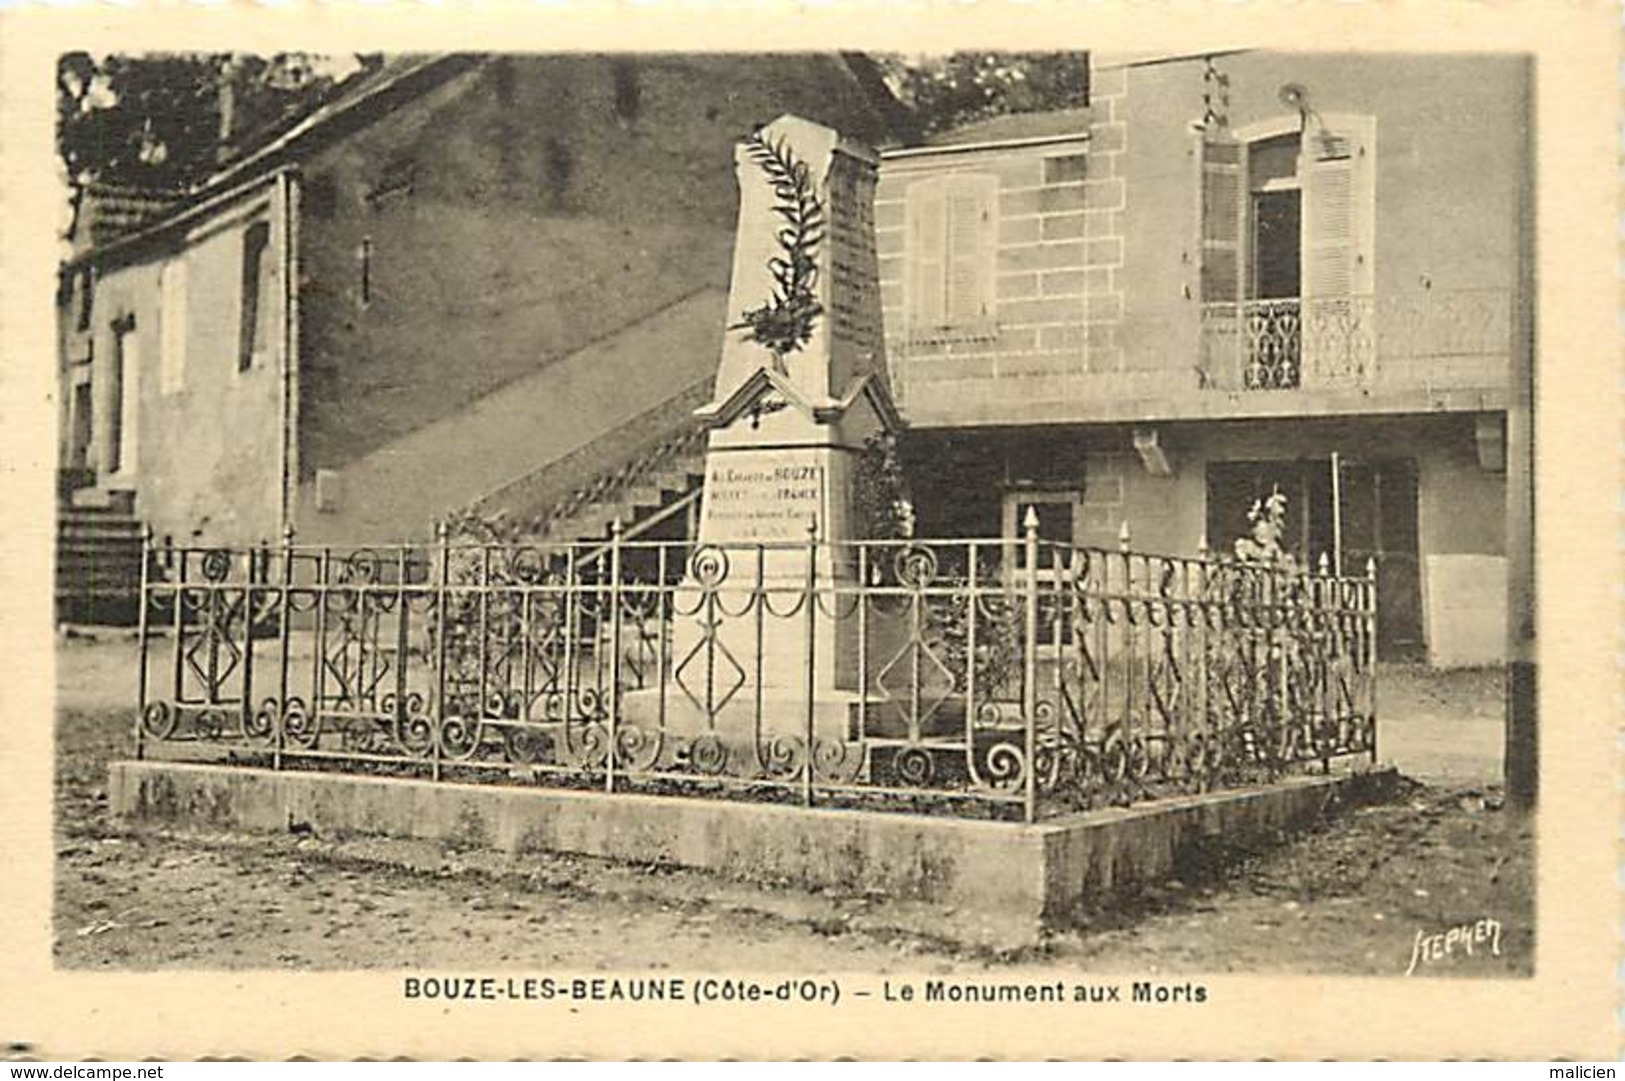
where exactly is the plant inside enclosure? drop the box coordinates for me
[1231,485,1298,572]
[928,572,1024,700]
[852,431,915,542]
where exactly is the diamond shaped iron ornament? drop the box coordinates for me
[875,615,957,735]
[182,594,243,702]
[673,610,748,721]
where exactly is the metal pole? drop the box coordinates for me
[135,526,153,761]
[803,516,819,808]
[240,540,263,740]
[607,519,623,794]
[1367,556,1380,765]
[392,543,410,765]
[1330,451,1343,575]
[275,524,293,772]
[1022,507,1040,823]
[432,522,449,783]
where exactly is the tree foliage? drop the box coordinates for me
[56,52,375,192]
[876,52,1091,137]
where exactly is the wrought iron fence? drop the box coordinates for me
[133,521,1378,823]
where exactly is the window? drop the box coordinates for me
[109,316,139,476]
[1004,490,1079,547]
[357,236,372,309]
[75,268,94,332]
[1197,115,1375,389]
[159,257,188,394]
[1197,115,1375,304]
[1002,488,1081,576]
[238,220,272,371]
[1043,153,1088,185]
[903,173,997,340]
[1247,133,1301,300]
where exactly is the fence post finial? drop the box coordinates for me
[1318,552,1330,575]
[1197,533,1209,561]
[1118,520,1131,553]
[1020,507,1040,825]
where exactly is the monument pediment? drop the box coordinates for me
[695,368,901,435]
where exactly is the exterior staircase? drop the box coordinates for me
[461,378,712,548]
[56,485,148,625]
[534,437,707,546]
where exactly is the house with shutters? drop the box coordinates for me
[54,52,906,619]
[58,49,1529,669]
[877,51,1530,667]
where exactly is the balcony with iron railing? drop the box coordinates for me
[1197,288,1514,394]
[889,286,1515,428]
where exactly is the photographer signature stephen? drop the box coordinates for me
[1405,916,1504,975]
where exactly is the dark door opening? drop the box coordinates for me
[1250,189,1301,301]
[1341,459,1423,661]
[70,381,94,473]
[1205,457,1422,661]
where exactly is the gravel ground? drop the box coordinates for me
[54,635,1532,977]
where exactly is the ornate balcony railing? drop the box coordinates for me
[133,523,1377,823]
[1199,288,1512,392]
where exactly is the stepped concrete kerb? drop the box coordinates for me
[108,761,1396,948]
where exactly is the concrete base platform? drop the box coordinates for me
[109,760,1398,948]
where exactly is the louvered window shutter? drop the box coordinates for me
[1302,151,1355,298]
[1198,134,1246,303]
[905,179,948,332]
[1302,117,1375,299]
[945,175,996,326]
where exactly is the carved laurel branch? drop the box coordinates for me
[730,130,827,366]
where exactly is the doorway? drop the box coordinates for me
[109,318,140,477]
[1251,189,1302,300]
[70,380,94,473]
[1205,457,1422,660]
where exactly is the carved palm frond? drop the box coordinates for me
[729,130,826,366]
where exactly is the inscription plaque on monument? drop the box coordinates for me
[700,461,826,543]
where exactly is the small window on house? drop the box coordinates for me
[305,172,338,220]
[75,268,94,332]
[159,257,188,394]
[1043,154,1088,185]
[904,173,997,340]
[357,237,373,309]
[238,220,272,371]
[109,315,139,476]
[610,59,642,122]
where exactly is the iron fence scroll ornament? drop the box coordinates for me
[135,524,1377,822]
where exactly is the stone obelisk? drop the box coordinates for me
[628,115,899,765]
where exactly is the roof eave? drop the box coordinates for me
[881,130,1091,161]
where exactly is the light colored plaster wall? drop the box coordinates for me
[86,184,288,548]
[1117,52,1524,370]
